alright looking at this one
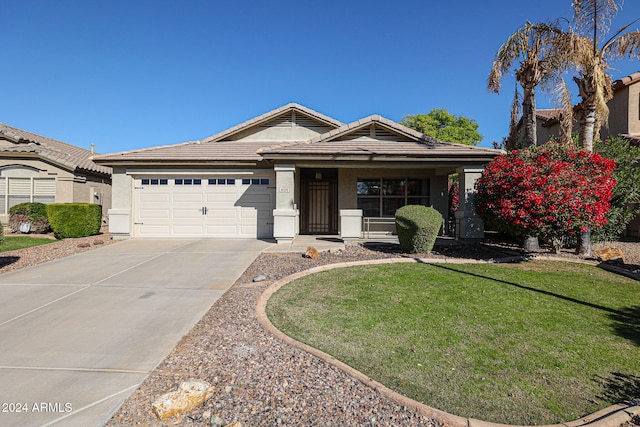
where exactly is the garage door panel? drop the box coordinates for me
[240,208,257,219]
[172,224,206,235]
[139,208,170,219]
[208,208,238,219]
[139,193,170,203]
[135,174,275,238]
[206,193,237,203]
[173,193,204,203]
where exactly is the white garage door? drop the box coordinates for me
[134,175,275,238]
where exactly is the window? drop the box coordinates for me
[357,178,430,217]
[175,178,201,185]
[209,178,235,185]
[242,178,270,185]
[0,176,56,214]
[141,178,168,186]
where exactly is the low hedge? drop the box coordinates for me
[46,203,102,239]
[8,202,51,233]
[395,205,443,253]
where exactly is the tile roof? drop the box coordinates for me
[201,103,344,143]
[95,105,502,165]
[0,123,111,176]
[94,103,343,164]
[613,71,640,91]
[94,140,269,163]
[258,115,502,160]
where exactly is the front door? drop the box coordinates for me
[300,169,338,234]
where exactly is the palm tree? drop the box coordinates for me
[557,0,640,152]
[488,22,563,149]
[553,0,640,255]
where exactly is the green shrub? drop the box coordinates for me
[395,205,443,253]
[46,203,102,239]
[0,221,4,245]
[592,136,640,242]
[8,202,51,233]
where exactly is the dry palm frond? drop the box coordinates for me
[488,21,564,93]
[608,30,640,60]
[572,0,621,44]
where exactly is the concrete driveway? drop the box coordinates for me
[0,239,273,427]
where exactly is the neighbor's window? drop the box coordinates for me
[357,178,429,217]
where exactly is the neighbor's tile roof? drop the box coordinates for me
[536,109,562,123]
[0,123,111,176]
[613,71,640,91]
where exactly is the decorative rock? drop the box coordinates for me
[224,422,242,427]
[210,414,225,426]
[304,246,319,259]
[152,380,216,420]
[252,275,267,282]
[77,242,91,248]
[93,239,104,245]
[594,247,625,263]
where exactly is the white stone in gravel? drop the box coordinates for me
[253,275,267,282]
[152,380,216,420]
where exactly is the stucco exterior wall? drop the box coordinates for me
[607,86,630,137]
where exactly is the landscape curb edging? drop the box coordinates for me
[255,256,639,427]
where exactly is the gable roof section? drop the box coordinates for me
[202,103,344,143]
[0,123,111,176]
[258,115,501,161]
[94,103,344,164]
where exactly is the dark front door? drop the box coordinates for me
[300,169,338,234]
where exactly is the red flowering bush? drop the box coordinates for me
[474,141,616,247]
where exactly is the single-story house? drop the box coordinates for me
[93,103,502,242]
[0,123,112,223]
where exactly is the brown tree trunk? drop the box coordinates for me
[522,85,537,147]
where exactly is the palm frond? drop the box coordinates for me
[607,30,640,60]
[572,0,621,43]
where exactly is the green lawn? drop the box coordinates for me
[266,261,640,425]
[1,236,56,252]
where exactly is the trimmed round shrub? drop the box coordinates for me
[8,202,51,233]
[46,203,102,239]
[395,205,443,253]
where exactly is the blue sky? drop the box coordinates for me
[3,0,640,153]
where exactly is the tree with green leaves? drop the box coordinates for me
[401,108,482,145]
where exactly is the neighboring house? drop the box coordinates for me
[0,123,112,224]
[93,103,501,242]
[525,71,640,145]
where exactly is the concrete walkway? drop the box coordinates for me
[0,239,273,427]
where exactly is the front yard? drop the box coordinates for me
[266,260,640,425]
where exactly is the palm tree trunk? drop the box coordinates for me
[522,85,537,147]
[579,107,596,152]
[576,106,596,256]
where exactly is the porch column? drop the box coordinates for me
[107,167,132,240]
[273,164,297,244]
[455,165,485,240]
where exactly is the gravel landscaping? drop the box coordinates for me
[104,237,640,427]
[1,234,638,426]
